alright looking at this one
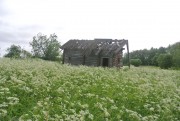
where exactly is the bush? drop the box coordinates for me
[157,54,172,69]
[169,42,180,68]
[4,45,21,58]
[151,54,159,66]
[130,59,142,67]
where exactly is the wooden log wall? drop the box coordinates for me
[85,56,98,66]
[64,49,99,66]
[63,49,123,67]
[113,51,123,67]
[64,49,84,65]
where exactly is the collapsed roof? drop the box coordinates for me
[61,39,128,55]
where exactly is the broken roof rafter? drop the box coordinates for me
[61,39,128,55]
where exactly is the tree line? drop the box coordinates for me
[123,42,180,69]
[3,33,180,69]
[4,33,61,61]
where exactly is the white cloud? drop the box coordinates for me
[0,0,180,56]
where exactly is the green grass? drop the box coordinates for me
[0,58,179,121]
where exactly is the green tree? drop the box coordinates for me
[158,47,166,53]
[30,33,61,61]
[30,33,47,58]
[21,49,32,58]
[129,47,167,66]
[4,45,21,58]
[168,42,180,68]
[123,53,129,66]
[151,53,159,66]
[44,34,61,61]
[130,49,150,65]
[130,59,142,67]
[157,54,172,69]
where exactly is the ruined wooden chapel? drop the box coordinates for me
[61,39,130,67]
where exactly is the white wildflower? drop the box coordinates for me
[106,97,114,103]
[79,110,86,115]
[86,93,95,97]
[104,109,110,117]
[19,114,31,121]
[142,115,159,121]
[69,109,76,113]
[79,115,85,121]
[37,101,43,107]
[11,76,25,84]
[21,86,32,92]
[7,97,19,105]
[149,107,154,112]
[57,87,64,94]
[0,109,7,117]
[110,105,118,110]
[0,87,9,92]
[0,102,8,108]
[88,114,94,120]
[144,104,151,109]
[42,111,49,117]
[81,104,89,109]
[54,114,62,119]
[126,109,141,120]
[44,101,48,106]
[95,102,103,110]
[101,97,106,101]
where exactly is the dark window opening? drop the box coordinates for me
[102,58,109,67]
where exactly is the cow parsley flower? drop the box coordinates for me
[0,109,7,117]
[7,97,19,105]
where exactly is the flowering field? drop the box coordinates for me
[0,58,179,121]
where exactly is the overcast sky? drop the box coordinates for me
[0,0,180,56]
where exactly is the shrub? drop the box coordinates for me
[168,42,180,68]
[151,54,159,66]
[130,59,142,67]
[157,54,172,69]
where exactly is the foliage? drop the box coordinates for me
[4,45,32,59]
[123,42,180,69]
[130,59,142,67]
[129,49,148,65]
[30,33,61,61]
[21,49,32,58]
[157,54,173,69]
[123,53,129,66]
[128,47,166,66]
[151,53,159,66]
[0,58,179,120]
[4,45,22,58]
[43,34,61,61]
[30,33,47,58]
[168,42,180,68]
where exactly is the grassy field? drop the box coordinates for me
[0,58,179,121]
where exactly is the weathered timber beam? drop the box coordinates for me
[126,40,130,69]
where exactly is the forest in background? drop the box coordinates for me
[123,41,180,69]
[1,33,180,69]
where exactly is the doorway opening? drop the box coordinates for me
[102,58,109,67]
[68,57,71,63]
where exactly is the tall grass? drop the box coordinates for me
[0,58,179,121]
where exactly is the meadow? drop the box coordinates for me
[0,58,179,121]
